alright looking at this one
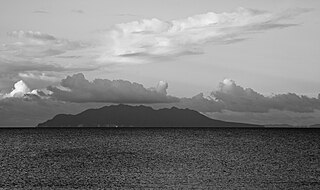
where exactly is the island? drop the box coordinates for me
[37,104,262,127]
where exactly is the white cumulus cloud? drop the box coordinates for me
[149,81,169,95]
[1,80,48,99]
[3,80,30,98]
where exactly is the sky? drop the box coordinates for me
[1,0,320,126]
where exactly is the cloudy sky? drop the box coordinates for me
[1,0,320,126]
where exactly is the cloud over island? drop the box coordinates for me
[47,73,178,103]
[0,6,316,126]
[1,74,320,126]
[2,74,320,112]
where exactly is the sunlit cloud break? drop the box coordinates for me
[99,7,309,64]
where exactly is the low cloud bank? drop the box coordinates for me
[211,79,320,113]
[1,76,320,126]
[2,76,320,113]
[153,78,320,113]
[47,73,178,103]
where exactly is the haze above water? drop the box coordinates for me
[0,128,319,189]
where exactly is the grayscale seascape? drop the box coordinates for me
[0,128,319,189]
[1,1,320,189]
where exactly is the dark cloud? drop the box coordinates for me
[47,73,179,103]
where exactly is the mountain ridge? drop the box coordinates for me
[37,104,262,127]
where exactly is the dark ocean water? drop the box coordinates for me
[0,128,319,189]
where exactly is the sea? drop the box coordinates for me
[0,128,319,189]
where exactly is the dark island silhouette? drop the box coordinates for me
[37,104,261,127]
